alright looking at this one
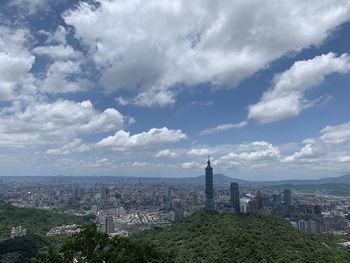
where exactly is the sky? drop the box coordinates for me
[1,0,350,180]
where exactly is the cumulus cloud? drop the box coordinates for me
[33,25,88,94]
[63,0,350,107]
[33,45,80,60]
[249,53,350,123]
[0,26,36,101]
[282,144,321,163]
[197,141,281,169]
[200,121,247,135]
[0,100,125,147]
[96,127,187,151]
[188,148,213,157]
[46,139,91,155]
[38,61,91,93]
[182,161,202,169]
[45,26,68,45]
[319,122,350,144]
[155,149,177,158]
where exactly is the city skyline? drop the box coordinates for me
[1,1,350,180]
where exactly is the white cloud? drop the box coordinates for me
[248,53,350,123]
[0,26,36,101]
[182,161,202,169]
[115,97,130,106]
[200,121,247,135]
[155,149,177,158]
[64,0,350,106]
[0,100,125,147]
[33,45,80,60]
[46,26,68,45]
[220,141,280,163]
[46,139,91,155]
[115,89,176,107]
[320,122,350,144]
[282,144,321,163]
[96,127,187,151]
[39,61,91,93]
[339,156,350,163]
[188,148,213,157]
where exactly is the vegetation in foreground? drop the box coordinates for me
[29,224,174,263]
[133,211,350,263]
[0,201,93,262]
[8,209,350,262]
[0,201,92,237]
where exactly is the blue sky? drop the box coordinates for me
[1,0,350,180]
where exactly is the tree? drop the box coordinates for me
[30,224,174,263]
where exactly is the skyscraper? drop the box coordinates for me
[230,182,240,213]
[256,190,263,210]
[205,157,214,210]
[283,189,292,205]
[105,215,114,234]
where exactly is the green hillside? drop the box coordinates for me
[0,201,92,238]
[0,201,94,262]
[133,211,350,263]
[30,224,174,263]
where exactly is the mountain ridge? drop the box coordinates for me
[1,173,350,186]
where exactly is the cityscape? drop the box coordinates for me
[1,0,350,262]
[2,159,350,242]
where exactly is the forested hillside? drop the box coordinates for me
[0,202,93,262]
[133,211,350,263]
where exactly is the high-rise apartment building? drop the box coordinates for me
[230,182,240,213]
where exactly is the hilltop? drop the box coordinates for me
[30,211,350,262]
[133,211,350,263]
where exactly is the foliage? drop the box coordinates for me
[0,201,92,238]
[30,224,175,263]
[0,201,94,262]
[0,234,47,263]
[133,211,350,263]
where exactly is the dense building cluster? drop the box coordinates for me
[1,161,350,237]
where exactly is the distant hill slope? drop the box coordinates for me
[257,174,350,187]
[0,174,249,186]
[0,202,91,238]
[0,202,94,263]
[1,173,350,186]
[133,211,350,263]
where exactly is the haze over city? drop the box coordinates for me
[1,0,350,180]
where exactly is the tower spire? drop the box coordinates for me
[205,157,214,210]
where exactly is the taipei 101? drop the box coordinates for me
[1,1,350,262]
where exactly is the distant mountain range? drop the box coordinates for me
[258,173,350,186]
[1,173,350,186]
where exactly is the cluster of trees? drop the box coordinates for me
[0,201,92,237]
[0,201,94,262]
[4,203,350,262]
[133,211,350,262]
[0,235,46,263]
[30,224,174,263]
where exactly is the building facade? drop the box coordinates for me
[205,157,214,210]
[230,182,240,213]
[284,189,292,205]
